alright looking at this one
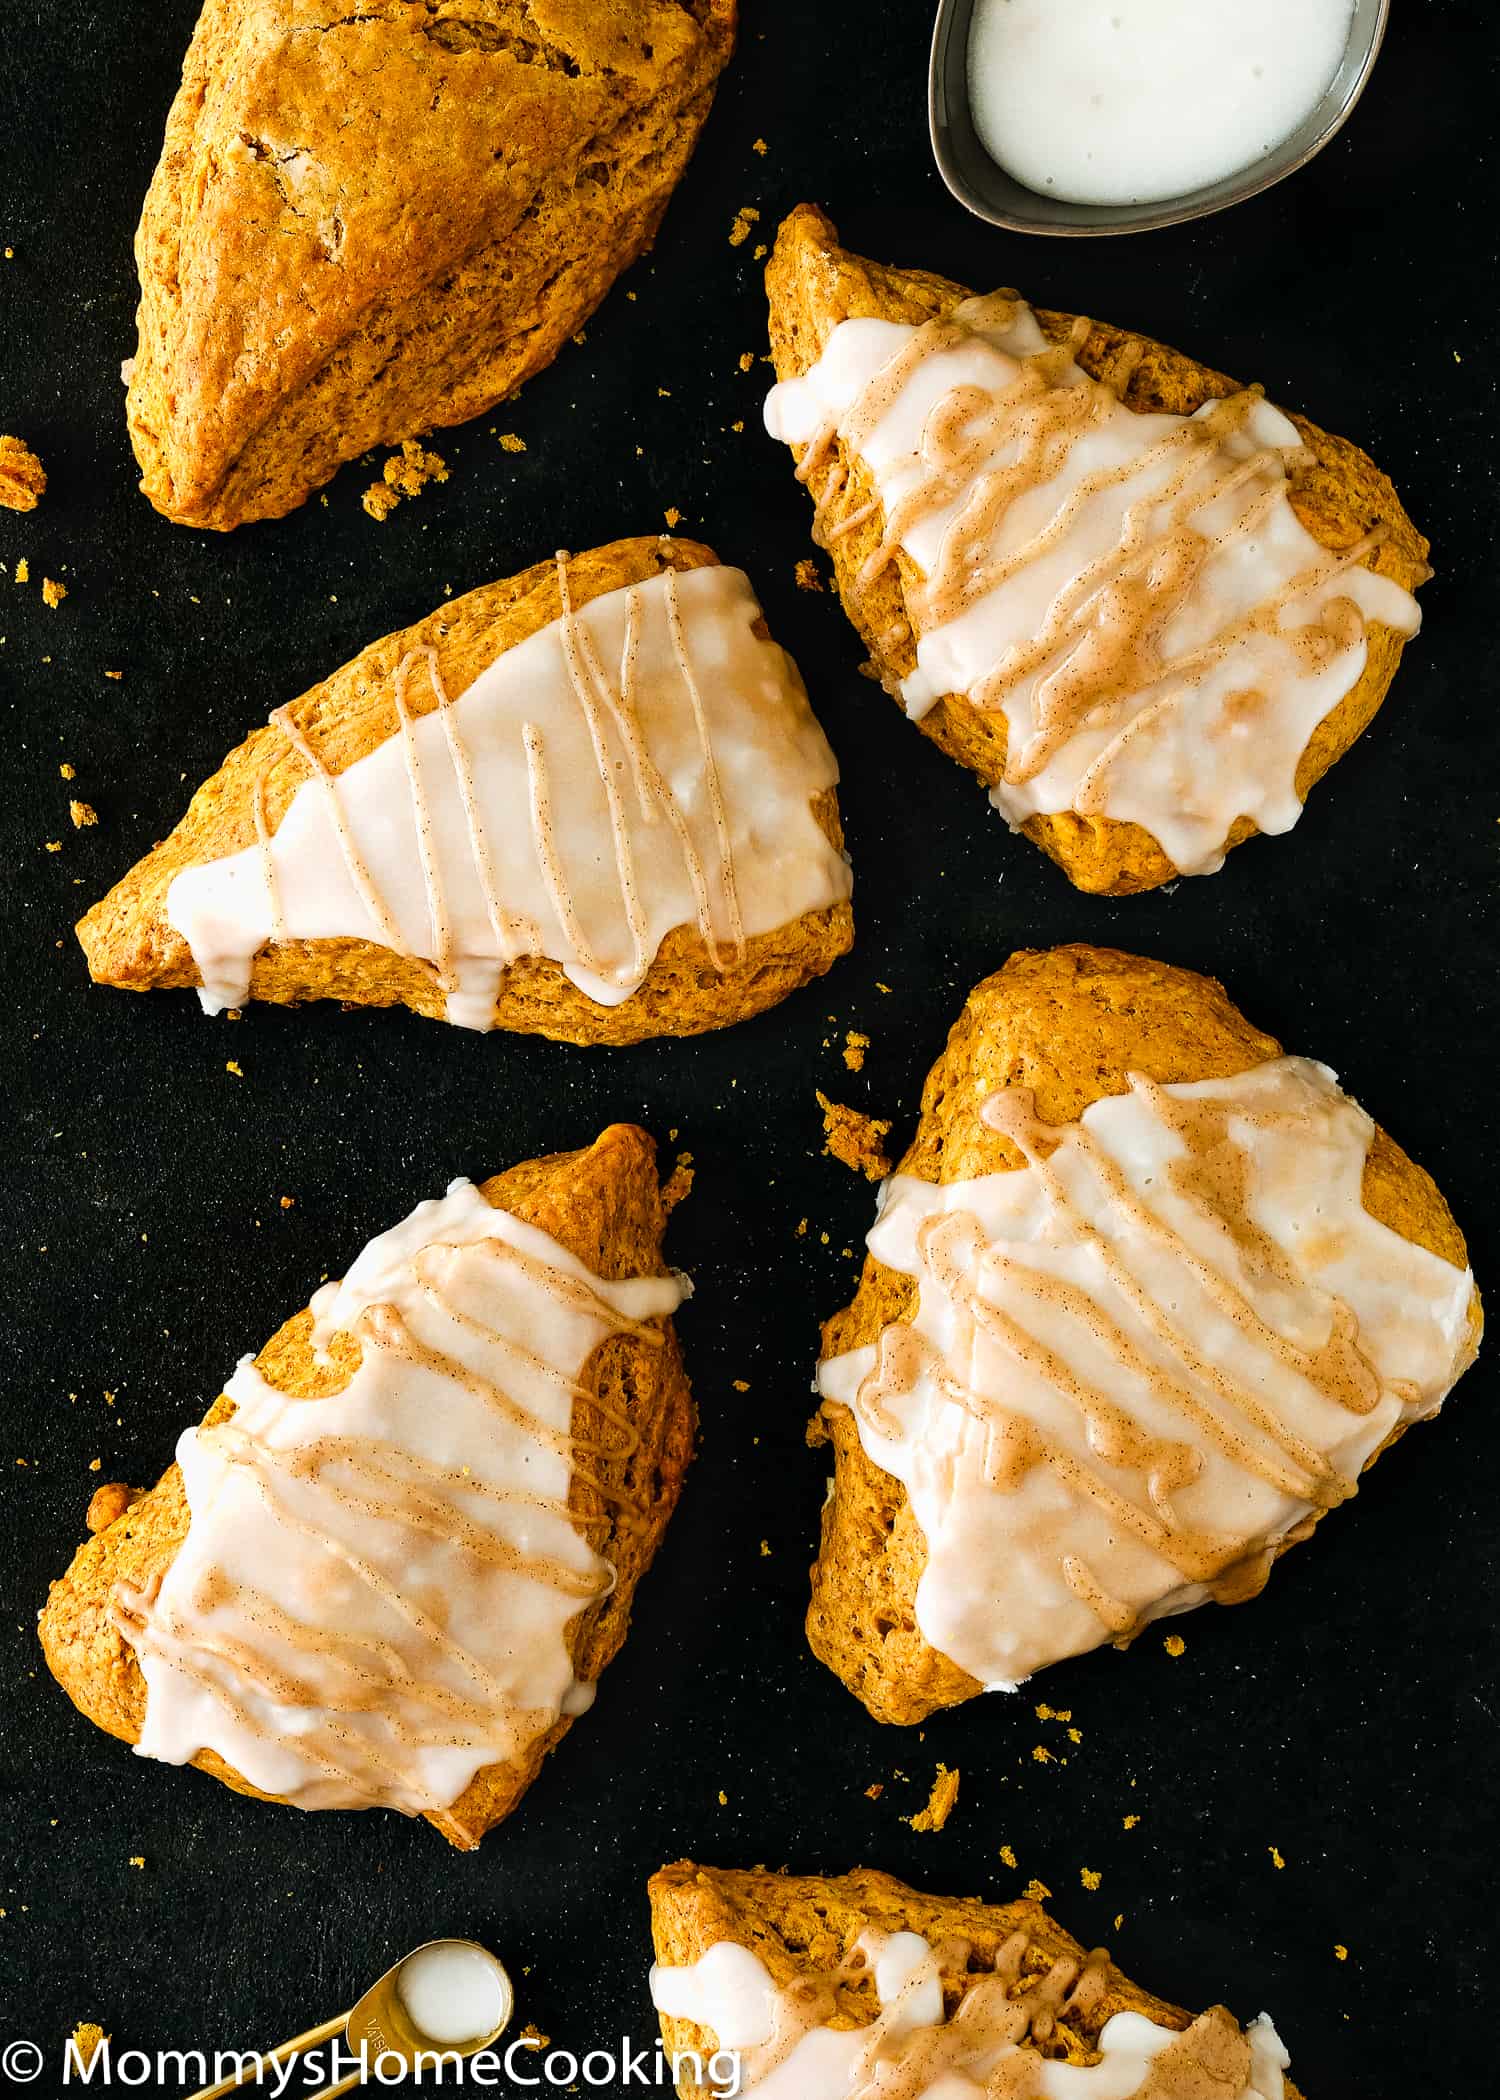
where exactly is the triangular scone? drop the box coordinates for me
[39,1125,692,1850]
[765,204,1429,895]
[77,535,854,1044]
[811,946,1481,1724]
[128,0,736,528]
[649,1862,1303,2100]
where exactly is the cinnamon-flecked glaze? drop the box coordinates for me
[648,1863,1304,2100]
[38,1125,694,1849]
[808,947,1482,1726]
[127,0,736,529]
[75,536,853,1045]
[765,205,1429,895]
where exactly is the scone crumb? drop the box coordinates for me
[44,838,61,852]
[59,761,75,779]
[1032,1745,1054,1765]
[1269,1845,1286,1870]
[225,1059,244,1077]
[1123,1814,1140,1830]
[88,1457,101,1472]
[1081,1867,1102,1891]
[729,205,761,247]
[497,433,527,453]
[385,437,448,497]
[661,1151,695,1212]
[795,1217,808,1238]
[1163,1633,1186,1657]
[15,555,29,583]
[738,351,755,373]
[717,1790,728,1806]
[816,1091,892,1181]
[752,137,768,155]
[999,1844,1018,1869]
[70,2025,107,2071]
[865,1782,884,1801]
[69,800,97,829]
[664,506,682,528]
[906,1763,959,1833]
[1334,1944,1349,1962]
[127,1856,145,1869]
[85,1482,134,1532]
[104,669,123,680]
[759,1539,770,1557]
[361,481,401,522]
[1023,1878,1051,1902]
[279,1195,296,1210]
[794,557,825,592]
[732,1378,750,1393]
[0,434,46,512]
[842,1029,870,1072]
[41,576,66,608]
[1035,1703,1071,1722]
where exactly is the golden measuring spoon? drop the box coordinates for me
[187,1938,515,2100]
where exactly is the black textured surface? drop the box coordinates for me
[2,6,1497,2097]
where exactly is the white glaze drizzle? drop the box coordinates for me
[113,1179,687,1837]
[765,307,1422,874]
[167,562,849,1025]
[817,1058,1476,1689]
[651,1931,1291,2099]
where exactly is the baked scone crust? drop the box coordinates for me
[75,534,854,1045]
[809,945,1482,1725]
[38,1123,693,1848]
[766,204,1430,895]
[129,0,737,529]
[649,1861,1306,2100]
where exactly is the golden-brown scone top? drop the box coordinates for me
[766,203,1429,895]
[649,1862,1305,2100]
[76,534,853,1046]
[809,945,1481,1725]
[38,1124,694,1850]
[128,0,737,528]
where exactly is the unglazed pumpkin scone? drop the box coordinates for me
[810,945,1481,1725]
[39,1125,692,1849]
[764,204,1429,895]
[127,0,736,529]
[77,536,853,1044]
[648,1862,1301,2099]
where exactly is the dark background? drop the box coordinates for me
[2,5,1497,2095]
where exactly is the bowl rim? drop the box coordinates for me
[929,0,1392,238]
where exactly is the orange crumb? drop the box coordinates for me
[664,506,682,528]
[104,669,123,680]
[1334,1945,1349,1962]
[717,1790,728,1807]
[88,1457,101,1472]
[865,1783,884,1801]
[999,1845,1017,1870]
[0,434,45,512]
[661,1151,695,1212]
[279,1196,295,1210]
[817,1091,892,1181]
[759,1540,770,1557]
[41,575,66,608]
[68,800,97,829]
[15,555,30,583]
[127,1856,145,1869]
[1035,1703,1072,1722]
[1123,1814,1140,1830]
[59,761,75,780]
[225,1059,243,1077]
[906,1763,959,1833]
[1269,1846,1286,1870]
[71,2025,107,2070]
[497,433,527,453]
[361,481,400,521]
[1081,1868,1102,1891]
[752,137,768,155]
[1163,1633,1186,1657]
[738,351,755,373]
[732,1379,750,1393]
[842,1030,869,1072]
[44,839,61,852]
[794,557,824,592]
[1023,1878,1051,1902]
[729,205,761,248]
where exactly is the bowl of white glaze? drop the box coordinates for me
[930,0,1390,237]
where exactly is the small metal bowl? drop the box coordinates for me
[930,0,1390,237]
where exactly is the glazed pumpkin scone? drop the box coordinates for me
[77,535,853,1044]
[649,1861,1300,2098]
[764,204,1429,894]
[39,1125,692,1850]
[127,0,736,529]
[810,946,1481,1724]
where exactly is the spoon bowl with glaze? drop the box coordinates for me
[929,0,1391,237]
[186,1938,515,2100]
